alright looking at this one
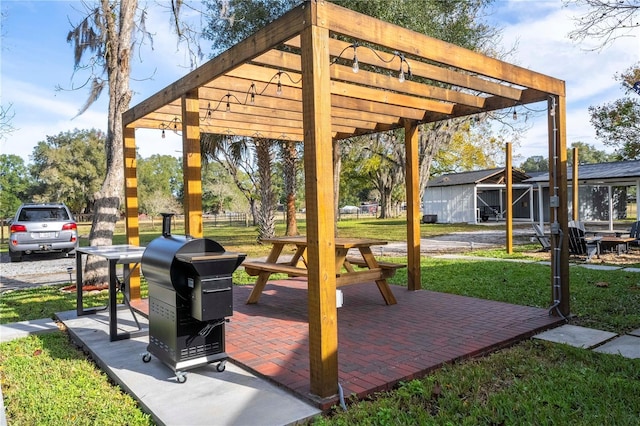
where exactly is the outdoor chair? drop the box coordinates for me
[629,221,640,247]
[532,223,551,251]
[567,226,600,261]
[568,220,586,231]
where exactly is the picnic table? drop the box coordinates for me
[242,236,404,305]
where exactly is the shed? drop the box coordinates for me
[423,168,533,224]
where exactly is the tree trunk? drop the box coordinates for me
[333,139,341,235]
[255,138,275,241]
[83,0,136,285]
[285,193,297,235]
[283,140,298,236]
[249,198,258,227]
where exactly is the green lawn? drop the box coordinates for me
[1,220,639,424]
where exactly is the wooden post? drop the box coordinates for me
[123,126,141,300]
[548,94,570,317]
[506,142,513,254]
[404,120,421,290]
[572,146,579,222]
[300,7,339,399]
[182,90,204,238]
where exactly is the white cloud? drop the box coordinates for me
[491,1,640,162]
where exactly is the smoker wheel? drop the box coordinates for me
[216,360,226,372]
[142,352,151,363]
[176,371,187,383]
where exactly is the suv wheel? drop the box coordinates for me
[10,252,23,262]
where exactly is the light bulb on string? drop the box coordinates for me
[398,53,408,83]
[351,42,359,73]
[274,72,284,96]
[249,83,256,105]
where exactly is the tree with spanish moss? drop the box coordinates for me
[63,1,211,285]
[64,0,141,285]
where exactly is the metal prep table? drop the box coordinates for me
[75,244,147,341]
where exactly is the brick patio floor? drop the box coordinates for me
[225,278,564,410]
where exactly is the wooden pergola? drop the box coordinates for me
[122,1,569,399]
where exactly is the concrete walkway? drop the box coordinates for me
[534,324,640,359]
[0,318,60,343]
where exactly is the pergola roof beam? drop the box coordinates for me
[322,5,565,96]
[251,48,488,108]
[285,37,526,101]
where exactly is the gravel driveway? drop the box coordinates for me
[0,252,76,292]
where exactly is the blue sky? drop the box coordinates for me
[1,0,639,165]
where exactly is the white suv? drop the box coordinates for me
[8,203,79,262]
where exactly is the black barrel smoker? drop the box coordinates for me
[141,213,245,382]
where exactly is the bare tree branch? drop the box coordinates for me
[0,104,17,140]
[565,0,640,50]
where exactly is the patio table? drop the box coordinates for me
[586,229,630,238]
[598,237,636,255]
[242,236,404,305]
[75,244,147,341]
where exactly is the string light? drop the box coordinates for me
[397,53,411,83]
[352,42,359,73]
[276,72,283,96]
[166,41,417,136]
[249,83,256,105]
[159,117,181,138]
[197,70,302,125]
[333,41,412,83]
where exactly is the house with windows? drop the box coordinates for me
[524,159,640,228]
[423,160,640,225]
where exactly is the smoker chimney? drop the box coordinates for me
[161,213,175,237]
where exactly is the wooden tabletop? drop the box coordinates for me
[599,236,636,243]
[76,244,146,261]
[261,236,388,248]
[587,230,630,237]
